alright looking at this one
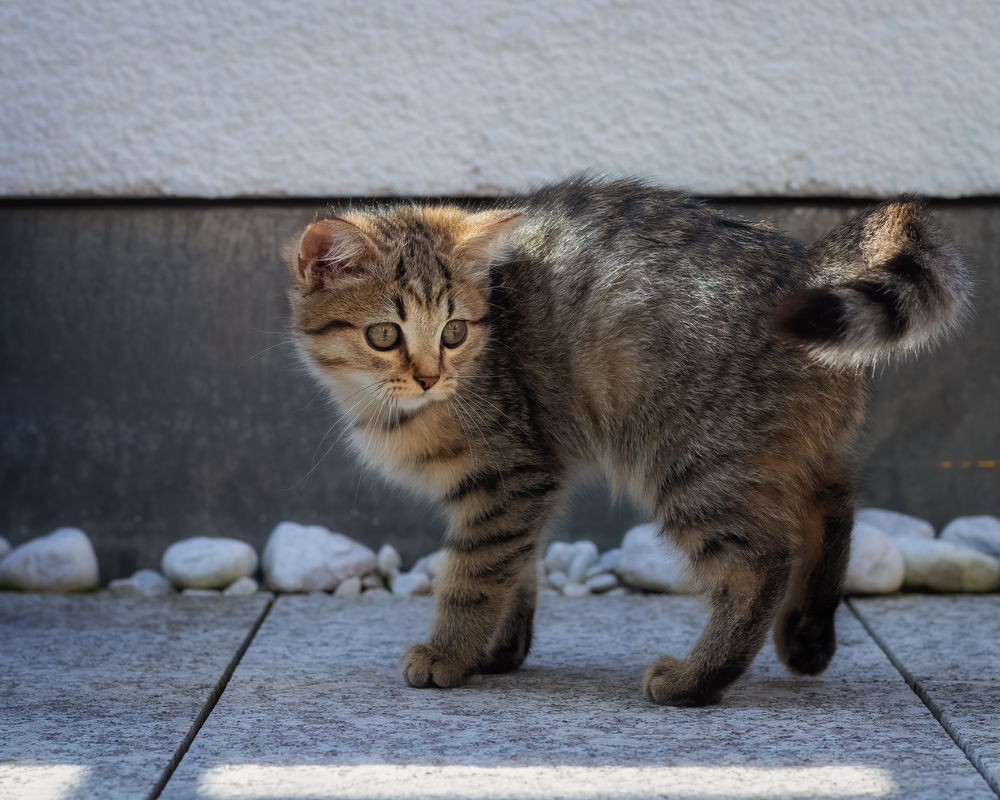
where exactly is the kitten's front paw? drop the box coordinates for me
[401,643,471,688]
[643,655,722,707]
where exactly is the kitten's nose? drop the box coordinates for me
[414,375,439,391]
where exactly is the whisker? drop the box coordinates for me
[289,381,392,491]
[295,393,380,488]
[311,391,376,464]
[252,327,299,336]
[298,384,332,412]
[446,379,519,428]
[238,339,298,367]
[356,387,392,502]
[450,392,504,486]
[371,391,394,493]
[374,394,400,493]
[447,397,477,471]
[308,379,393,463]
[482,334,521,359]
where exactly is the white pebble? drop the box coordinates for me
[598,547,622,571]
[543,541,574,574]
[223,577,260,596]
[0,536,10,562]
[940,515,1000,559]
[586,548,621,579]
[855,508,934,540]
[361,572,385,590]
[562,582,591,597]
[585,573,619,593]
[391,571,432,596]
[604,587,628,596]
[411,554,431,576]
[573,540,599,556]
[131,569,174,597]
[844,522,905,594]
[361,587,392,600]
[333,575,362,597]
[411,549,449,582]
[615,523,695,594]
[161,537,258,590]
[897,537,1000,592]
[261,522,377,592]
[182,588,221,597]
[546,570,568,590]
[567,541,600,583]
[425,549,450,581]
[108,577,142,597]
[376,544,402,577]
[0,528,99,593]
[584,563,604,580]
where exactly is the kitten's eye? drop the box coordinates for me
[441,319,468,348]
[365,322,401,351]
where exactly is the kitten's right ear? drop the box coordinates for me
[454,209,524,265]
[289,217,377,291]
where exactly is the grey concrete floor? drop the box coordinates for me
[1,594,997,800]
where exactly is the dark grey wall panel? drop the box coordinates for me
[1,200,996,578]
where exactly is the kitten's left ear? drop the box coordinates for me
[455,209,523,265]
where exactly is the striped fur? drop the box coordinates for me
[286,178,969,706]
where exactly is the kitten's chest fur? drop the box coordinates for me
[349,401,481,498]
[347,348,691,513]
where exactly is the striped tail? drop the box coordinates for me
[771,199,972,367]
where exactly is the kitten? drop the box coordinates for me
[285,178,969,706]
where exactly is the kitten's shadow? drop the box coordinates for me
[463,663,840,712]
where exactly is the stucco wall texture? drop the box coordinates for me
[2,0,998,198]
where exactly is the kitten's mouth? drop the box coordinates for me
[395,391,446,410]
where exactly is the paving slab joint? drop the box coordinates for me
[846,598,1000,798]
[145,596,275,800]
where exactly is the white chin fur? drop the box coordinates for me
[396,393,441,411]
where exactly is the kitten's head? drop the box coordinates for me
[286,205,521,411]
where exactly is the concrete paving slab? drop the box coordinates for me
[161,595,994,799]
[850,595,1000,681]
[0,594,269,800]
[851,595,1000,795]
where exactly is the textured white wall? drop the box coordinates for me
[2,0,997,198]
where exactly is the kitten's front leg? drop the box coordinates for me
[400,555,533,689]
[401,465,561,689]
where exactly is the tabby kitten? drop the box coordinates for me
[286,178,968,706]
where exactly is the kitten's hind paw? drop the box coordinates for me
[401,643,471,688]
[643,655,725,707]
[777,612,836,676]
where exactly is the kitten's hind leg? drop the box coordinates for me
[644,527,791,706]
[774,481,854,676]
